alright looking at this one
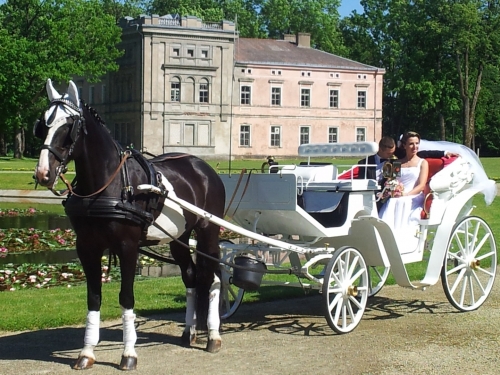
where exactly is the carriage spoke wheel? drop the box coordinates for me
[219,240,244,319]
[441,216,497,312]
[368,266,390,297]
[322,246,368,334]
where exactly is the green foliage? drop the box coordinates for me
[0,0,123,157]
[260,0,345,54]
[342,0,500,153]
[147,0,224,21]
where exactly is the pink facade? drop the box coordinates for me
[231,37,385,158]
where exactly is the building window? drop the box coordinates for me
[171,79,180,102]
[328,127,338,143]
[329,89,339,108]
[301,88,310,107]
[201,50,208,58]
[270,126,281,147]
[187,49,194,57]
[89,86,95,104]
[240,125,251,146]
[101,85,106,103]
[173,48,180,56]
[271,87,281,106]
[199,81,209,103]
[300,126,310,145]
[357,91,367,108]
[240,85,251,105]
[356,128,366,142]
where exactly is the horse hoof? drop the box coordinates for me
[73,356,95,370]
[206,339,222,353]
[181,331,196,347]
[119,356,137,371]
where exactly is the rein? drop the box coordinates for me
[51,150,132,198]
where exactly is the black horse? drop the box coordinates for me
[33,79,225,370]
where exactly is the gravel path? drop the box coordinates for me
[1,277,499,375]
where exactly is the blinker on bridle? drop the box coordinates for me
[35,98,86,189]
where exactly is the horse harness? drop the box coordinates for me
[37,99,170,231]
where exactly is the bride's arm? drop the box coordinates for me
[404,159,429,196]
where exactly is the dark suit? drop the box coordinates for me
[357,155,378,180]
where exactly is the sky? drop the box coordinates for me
[339,0,363,18]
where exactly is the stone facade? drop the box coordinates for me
[76,15,385,160]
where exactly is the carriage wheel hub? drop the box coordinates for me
[347,285,358,297]
[470,259,480,269]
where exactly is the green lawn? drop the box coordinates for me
[4,156,500,190]
[0,156,499,332]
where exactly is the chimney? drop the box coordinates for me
[283,34,295,42]
[296,32,311,48]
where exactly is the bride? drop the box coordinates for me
[379,131,429,252]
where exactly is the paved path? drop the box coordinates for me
[1,279,500,375]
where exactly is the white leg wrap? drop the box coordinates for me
[185,288,197,328]
[122,307,137,358]
[207,276,221,332]
[83,310,100,347]
[81,310,100,359]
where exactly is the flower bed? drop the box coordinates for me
[0,207,243,291]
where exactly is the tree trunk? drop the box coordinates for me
[439,113,445,140]
[0,132,5,156]
[14,126,24,159]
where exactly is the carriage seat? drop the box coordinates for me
[272,164,338,188]
[420,156,471,220]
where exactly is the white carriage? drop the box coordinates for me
[211,142,497,333]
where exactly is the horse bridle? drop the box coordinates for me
[39,98,86,181]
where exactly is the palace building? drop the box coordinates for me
[75,14,385,159]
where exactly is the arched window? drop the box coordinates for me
[170,77,181,102]
[199,78,209,103]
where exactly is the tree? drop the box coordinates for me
[260,0,346,55]
[147,0,224,21]
[0,0,123,158]
[341,0,500,151]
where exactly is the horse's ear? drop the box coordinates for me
[46,79,61,101]
[67,80,80,106]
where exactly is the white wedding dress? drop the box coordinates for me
[379,159,424,253]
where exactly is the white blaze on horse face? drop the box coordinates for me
[35,104,79,182]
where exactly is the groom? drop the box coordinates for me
[358,135,458,183]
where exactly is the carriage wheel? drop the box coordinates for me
[441,216,497,312]
[322,246,369,334]
[219,240,245,319]
[368,266,390,297]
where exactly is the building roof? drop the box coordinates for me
[235,38,382,72]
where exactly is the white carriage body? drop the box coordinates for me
[148,141,496,332]
[219,142,487,288]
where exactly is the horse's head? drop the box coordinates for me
[34,79,84,189]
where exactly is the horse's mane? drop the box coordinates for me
[80,100,111,134]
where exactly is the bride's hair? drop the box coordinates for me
[401,131,421,145]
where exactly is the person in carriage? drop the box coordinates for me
[357,135,458,210]
[378,131,428,234]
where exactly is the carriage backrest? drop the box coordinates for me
[298,142,378,158]
[421,156,459,219]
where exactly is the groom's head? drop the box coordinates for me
[377,136,396,159]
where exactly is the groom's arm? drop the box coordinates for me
[417,150,445,159]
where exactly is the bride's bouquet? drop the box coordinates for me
[377,179,404,201]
